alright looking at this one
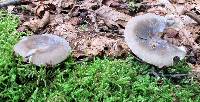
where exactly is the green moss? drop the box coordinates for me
[0,10,200,102]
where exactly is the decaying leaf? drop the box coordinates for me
[23,11,50,32]
[95,5,131,28]
[102,0,127,9]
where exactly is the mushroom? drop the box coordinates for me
[124,13,186,68]
[14,34,71,66]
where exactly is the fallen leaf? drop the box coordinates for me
[95,5,131,28]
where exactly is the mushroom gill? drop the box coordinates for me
[14,34,71,66]
[124,13,186,68]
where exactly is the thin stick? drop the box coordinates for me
[0,0,20,8]
[0,0,30,8]
[183,10,200,25]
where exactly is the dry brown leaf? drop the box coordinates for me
[61,0,75,8]
[147,6,167,15]
[189,64,200,79]
[81,0,100,10]
[95,5,131,28]
[71,33,129,58]
[102,0,127,9]
[49,16,130,58]
[23,11,50,32]
[103,0,119,6]
[177,0,185,4]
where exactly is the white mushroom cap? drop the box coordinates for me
[124,13,186,68]
[14,34,71,66]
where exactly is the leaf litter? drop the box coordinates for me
[1,0,200,77]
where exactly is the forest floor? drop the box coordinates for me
[1,0,200,101]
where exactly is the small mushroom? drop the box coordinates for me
[14,34,71,66]
[124,13,186,68]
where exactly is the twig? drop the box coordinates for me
[67,5,80,17]
[140,2,165,7]
[0,0,20,8]
[0,0,31,8]
[183,10,200,25]
[150,70,189,78]
[163,73,188,78]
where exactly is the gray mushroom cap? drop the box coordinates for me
[124,13,186,68]
[14,34,71,66]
